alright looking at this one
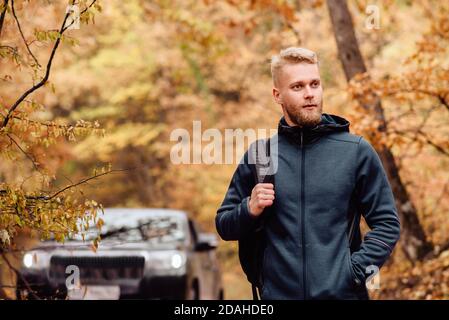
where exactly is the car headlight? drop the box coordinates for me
[147,251,186,270]
[23,253,33,268]
[23,251,51,270]
[171,253,183,269]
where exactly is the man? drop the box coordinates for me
[215,47,400,300]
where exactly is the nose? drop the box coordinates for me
[304,85,314,100]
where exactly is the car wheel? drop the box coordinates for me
[16,286,42,300]
[16,279,65,300]
[16,288,30,300]
[15,279,36,300]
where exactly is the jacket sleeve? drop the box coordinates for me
[215,148,260,241]
[351,137,401,284]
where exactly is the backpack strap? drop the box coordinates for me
[254,138,272,184]
[251,138,272,300]
[252,284,261,300]
[253,138,273,234]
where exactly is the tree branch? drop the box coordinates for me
[387,88,449,113]
[0,251,40,300]
[9,114,100,132]
[0,0,8,38]
[430,178,449,216]
[417,130,449,157]
[10,0,40,68]
[438,94,449,112]
[6,133,41,172]
[1,0,77,129]
[388,128,449,157]
[79,0,98,18]
[284,20,301,44]
[45,168,129,200]
[0,44,16,52]
[0,168,130,206]
[1,0,99,127]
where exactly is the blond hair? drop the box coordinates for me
[271,47,318,86]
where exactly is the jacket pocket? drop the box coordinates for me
[346,247,362,288]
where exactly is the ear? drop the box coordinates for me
[272,87,282,105]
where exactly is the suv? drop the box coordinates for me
[17,208,224,300]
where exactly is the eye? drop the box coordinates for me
[311,81,320,88]
[292,84,303,90]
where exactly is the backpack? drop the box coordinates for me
[238,138,274,300]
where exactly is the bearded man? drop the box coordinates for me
[215,47,400,300]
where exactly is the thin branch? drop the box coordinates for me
[418,130,449,157]
[61,0,98,33]
[0,168,131,205]
[395,104,439,160]
[20,173,37,189]
[387,88,449,113]
[79,0,98,17]
[388,128,449,157]
[386,108,416,124]
[61,173,74,185]
[0,0,8,38]
[10,0,41,68]
[430,178,449,216]
[9,114,93,132]
[438,94,449,112]
[387,102,447,158]
[1,0,76,129]
[46,168,129,200]
[0,44,17,53]
[2,0,99,127]
[284,20,301,43]
[6,133,41,172]
[0,251,40,299]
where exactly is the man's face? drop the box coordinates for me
[272,63,323,127]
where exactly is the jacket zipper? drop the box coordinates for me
[300,130,307,299]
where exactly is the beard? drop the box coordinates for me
[283,101,323,128]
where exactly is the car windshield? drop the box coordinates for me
[68,214,187,246]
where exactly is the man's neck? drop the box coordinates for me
[284,114,301,128]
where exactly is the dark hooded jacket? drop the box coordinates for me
[215,113,401,299]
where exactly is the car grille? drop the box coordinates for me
[49,256,145,283]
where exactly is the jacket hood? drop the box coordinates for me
[278,113,350,145]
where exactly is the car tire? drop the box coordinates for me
[16,279,66,300]
[15,279,37,300]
